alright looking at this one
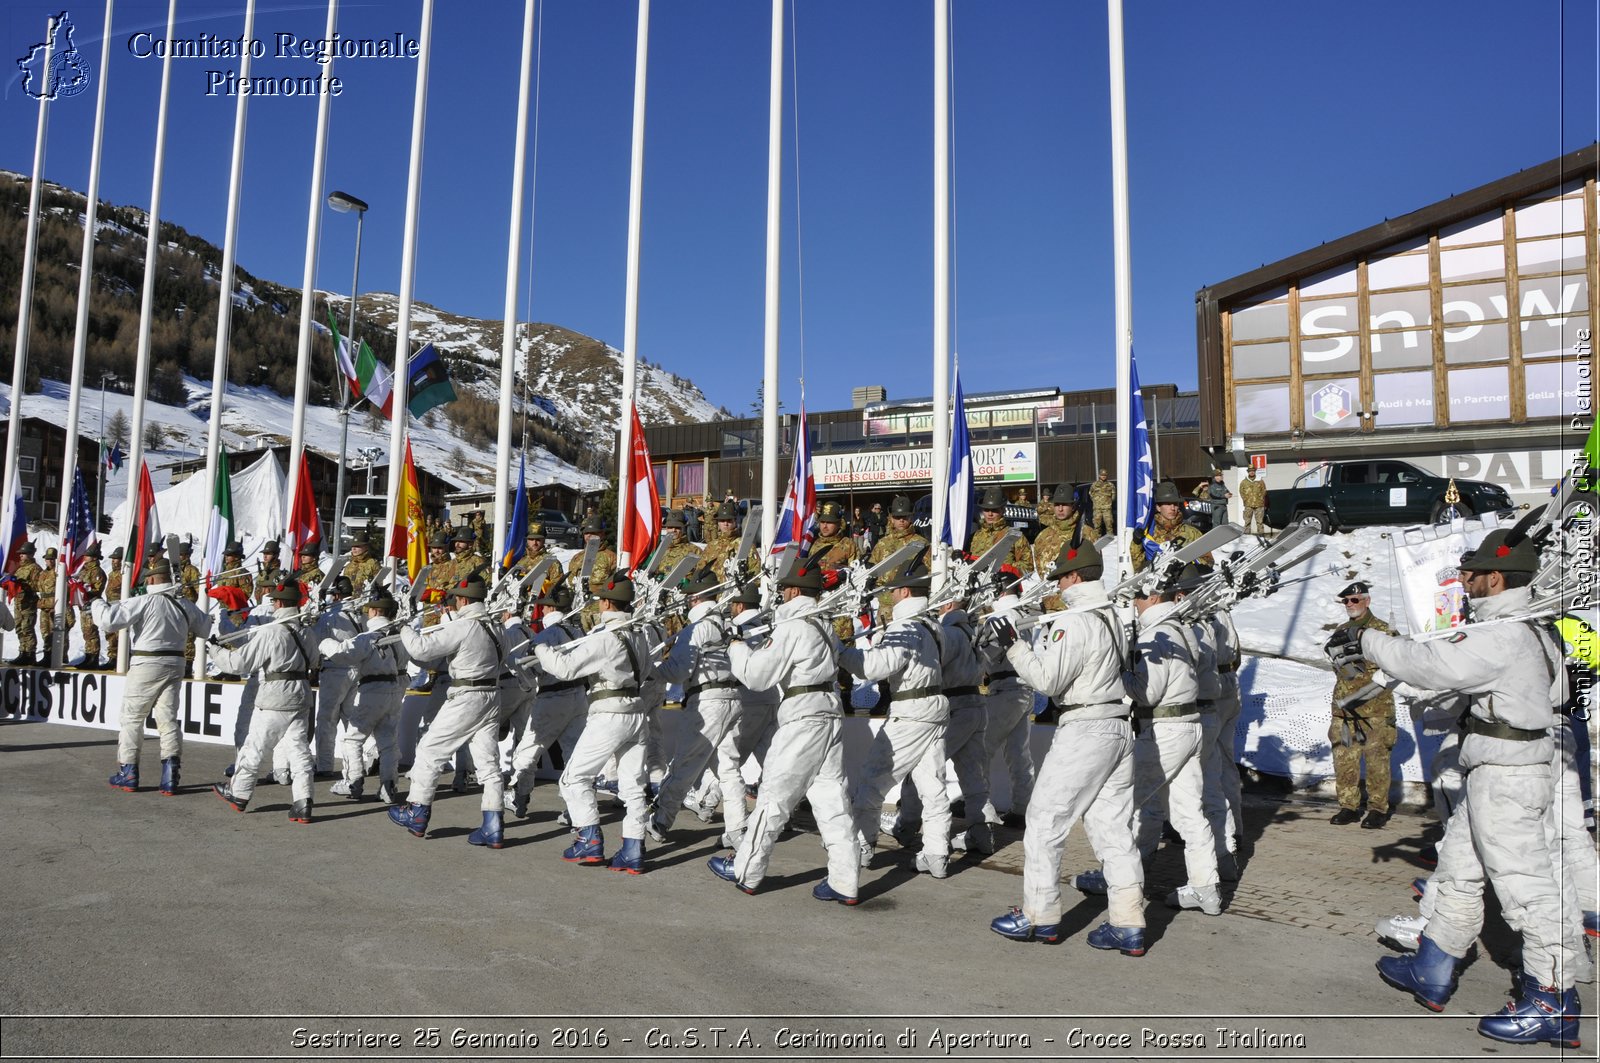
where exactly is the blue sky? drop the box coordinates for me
[3,1,1596,418]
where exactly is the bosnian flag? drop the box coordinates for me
[940,368,975,551]
[619,402,660,573]
[125,460,162,581]
[1,465,26,575]
[770,401,817,558]
[1127,347,1154,533]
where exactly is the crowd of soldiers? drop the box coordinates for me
[14,468,1592,1049]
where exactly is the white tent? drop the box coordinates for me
[108,452,287,567]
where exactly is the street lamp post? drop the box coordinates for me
[327,189,368,553]
[358,445,383,494]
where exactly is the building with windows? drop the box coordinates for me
[1196,145,1595,506]
[642,383,1212,518]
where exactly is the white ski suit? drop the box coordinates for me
[91,582,209,766]
[399,602,505,812]
[210,608,319,804]
[653,601,743,830]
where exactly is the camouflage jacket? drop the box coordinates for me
[868,528,928,614]
[10,561,41,606]
[970,519,1030,570]
[809,533,858,572]
[1333,611,1395,719]
[1128,514,1207,573]
[1088,479,1116,515]
[1031,516,1084,578]
[79,559,107,600]
[344,556,382,593]
[105,563,125,603]
[1239,477,1267,509]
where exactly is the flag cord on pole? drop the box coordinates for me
[788,0,807,379]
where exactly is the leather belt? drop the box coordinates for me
[1195,698,1218,712]
[498,672,519,682]
[945,685,981,698]
[685,679,740,700]
[890,685,943,702]
[1061,699,1127,714]
[1133,703,1197,720]
[985,670,1018,682]
[588,685,640,701]
[780,681,835,702]
[263,671,310,682]
[132,649,184,658]
[1218,663,1237,674]
[360,674,399,685]
[542,678,585,693]
[1464,716,1549,742]
[454,678,499,689]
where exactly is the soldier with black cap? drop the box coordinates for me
[452,523,486,580]
[696,500,748,581]
[1354,528,1581,1046]
[533,570,655,872]
[810,500,861,683]
[34,546,65,664]
[344,533,381,594]
[1032,484,1086,579]
[842,555,954,878]
[293,542,324,594]
[970,487,1030,571]
[566,515,618,629]
[648,511,702,579]
[512,521,564,610]
[211,581,319,822]
[103,546,125,664]
[504,583,591,818]
[649,567,744,841]
[1128,482,1208,573]
[866,495,927,620]
[987,539,1147,955]
[318,587,409,803]
[75,542,108,669]
[5,542,43,665]
[257,540,285,594]
[388,574,508,847]
[1325,580,1397,829]
[93,555,211,794]
[708,560,860,904]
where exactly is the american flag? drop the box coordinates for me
[770,402,817,558]
[63,467,98,605]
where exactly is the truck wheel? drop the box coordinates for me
[1430,499,1474,524]
[1296,509,1332,534]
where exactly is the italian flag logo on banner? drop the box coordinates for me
[204,447,235,584]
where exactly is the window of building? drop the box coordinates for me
[1373,371,1436,426]
[1234,382,1290,434]
[1447,365,1511,421]
[18,455,36,473]
[675,463,704,498]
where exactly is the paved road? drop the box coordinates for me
[0,717,1593,1061]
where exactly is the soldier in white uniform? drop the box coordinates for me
[707,581,780,849]
[708,564,860,905]
[319,589,409,804]
[534,571,654,873]
[1356,529,1580,1047]
[987,541,1146,955]
[92,557,210,795]
[311,576,360,777]
[210,582,319,822]
[504,585,590,818]
[1207,602,1245,876]
[388,577,508,848]
[976,566,1036,829]
[649,569,744,841]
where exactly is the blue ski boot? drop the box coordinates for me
[562,825,604,864]
[468,810,504,849]
[990,907,1060,943]
[387,802,431,838]
[1376,935,1458,1011]
[812,880,860,906]
[608,837,645,874]
[1477,974,1581,1048]
[159,757,180,796]
[109,764,138,791]
[212,783,248,812]
[708,855,756,894]
[1086,922,1147,956]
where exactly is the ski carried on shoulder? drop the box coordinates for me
[1109,521,1246,604]
[1172,523,1321,621]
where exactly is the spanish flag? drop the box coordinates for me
[388,440,428,578]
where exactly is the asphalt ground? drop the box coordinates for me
[0,717,1595,1063]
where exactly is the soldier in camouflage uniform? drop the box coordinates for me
[695,500,751,582]
[969,487,1031,571]
[212,540,253,617]
[293,543,325,596]
[1035,492,1057,533]
[648,512,702,579]
[420,542,454,629]
[567,516,617,631]
[512,522,565,616]
[103,547,125,664]
[344,534,382,595]
[256,541,286,600]
[1238,467,1267,535]
[470,510,491,559]
[1089,468,1117,537]
[452,525,487,585]
[1326,581,1397,829]
[1128,482,1209,573]
[6,543,42,665]
[76,542,108,669]
[867,494,927,621]
[808,501,861,700]
[1030,484,1087,613]
[35,547,65,665]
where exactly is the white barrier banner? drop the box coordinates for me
[1388,522,1492,635]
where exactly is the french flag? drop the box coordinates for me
[770,401,817,558]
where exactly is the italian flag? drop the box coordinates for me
[329,309,394,416]
[204,448,234,584]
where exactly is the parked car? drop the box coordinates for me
[341,494,388,547]
[535,508,581,548]
[1263,459,1514,533]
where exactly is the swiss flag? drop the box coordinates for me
[619,402,660,573]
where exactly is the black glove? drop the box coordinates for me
[985,615,1018,649]
[1323,626,1365,676]
[205,634,223,649]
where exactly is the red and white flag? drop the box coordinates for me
[285,450,322,558]
[126,460,162,580]
[619,402,660,573]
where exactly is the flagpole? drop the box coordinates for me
[118,0,178,671]
[96,378,108,525]
[287,0,340,557]
[45,2,116,666]
[931,0,951,585]
[496,0,538,575]
[1108,0,1134,558]
[384,0,434,578]
[195,0,257,679]
[616,0,650,561]
[757,0,783,554]
[2,13,55,589]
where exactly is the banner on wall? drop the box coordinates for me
[1387,521,1494,635]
